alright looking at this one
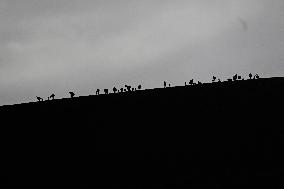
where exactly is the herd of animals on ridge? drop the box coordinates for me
[36,73,260,102]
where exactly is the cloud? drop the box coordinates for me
[0,1,256,76]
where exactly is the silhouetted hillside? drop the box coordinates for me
[1,77,284,188]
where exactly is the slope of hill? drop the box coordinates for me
[1,77,284,187]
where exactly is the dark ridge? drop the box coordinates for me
[1,77,284,188]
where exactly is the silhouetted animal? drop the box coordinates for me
[137,85,142,90]
[50,94,55,100]
[69,92,75,98]
[125,85,132,92]
[164,81,167,88]
[212,76,216,82]
[233,74,238,81]
[96,89,100,95]
[104,89,109,94]
[249,73,252,79]
[113,87,117,93]
[36,96,43,102]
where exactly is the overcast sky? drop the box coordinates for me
[1,0,284,105]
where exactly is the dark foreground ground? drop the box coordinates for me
[1,77,284,188]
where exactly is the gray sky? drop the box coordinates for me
[1,0,284,105]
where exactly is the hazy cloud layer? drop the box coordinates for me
[1,0,284,105]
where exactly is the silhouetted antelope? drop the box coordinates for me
[36,96,43,102]
[249,73,252,79]
[233,74,238,81]
[125,85,131,92]
[50,94,55,100]
[69,92,75,98]
[104,89,109,94]
[113,87,117,93]
[96,89,100,95]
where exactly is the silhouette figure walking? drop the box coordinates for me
[36,96,43,102]
[96,89,100,95]
[69,92,75,98]
[50,94,55,100]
